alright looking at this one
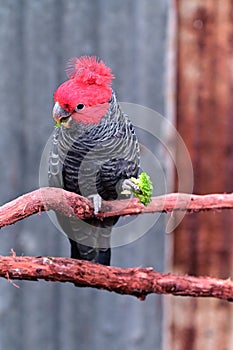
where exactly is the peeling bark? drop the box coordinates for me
[0,187,232,229]
[0,255,232,301]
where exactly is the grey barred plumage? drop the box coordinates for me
[49,91,140,265]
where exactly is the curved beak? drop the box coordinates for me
[53,102,71,126]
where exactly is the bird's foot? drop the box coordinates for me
[122,173,153,206]
[121,178,141,195]
[88,194,102,215]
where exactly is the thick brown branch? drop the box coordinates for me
[0,188,233,228]
[0,255,232,301]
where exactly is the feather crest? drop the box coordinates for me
[65,56,114,86]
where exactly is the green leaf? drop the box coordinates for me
[132,172,153,206]
[121,172,153,206]
[54,120,61,128]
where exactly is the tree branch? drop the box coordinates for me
[0,190,232,300]
[0,255,232,301]
[0,187,233,228]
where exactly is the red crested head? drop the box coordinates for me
[54,56,114,113]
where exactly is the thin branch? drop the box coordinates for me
[0,188,233,228]
[0,255,232,301]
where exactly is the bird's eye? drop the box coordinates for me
[75,103,85,111]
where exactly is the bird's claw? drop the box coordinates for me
[122,173,153,206]
[122,179,141,194]
[88,194,102,215]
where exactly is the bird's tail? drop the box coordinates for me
[56,214,115,266]
[69,238,111,265]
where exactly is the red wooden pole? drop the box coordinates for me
[171,1,233,349]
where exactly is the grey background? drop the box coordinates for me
[0,1,169,349]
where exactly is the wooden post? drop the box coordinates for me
[170,1,233,349]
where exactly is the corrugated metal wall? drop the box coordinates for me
[0,1,169,349]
